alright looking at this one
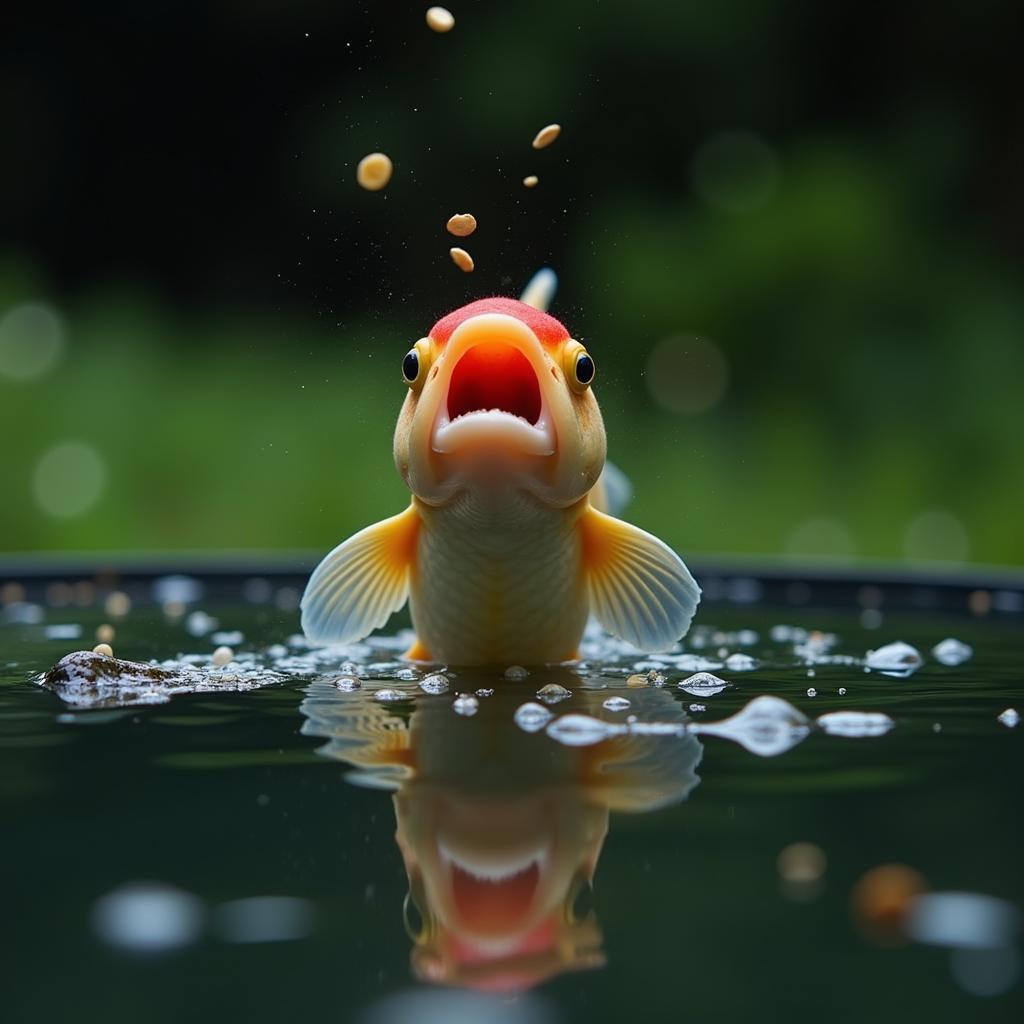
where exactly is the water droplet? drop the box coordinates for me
[504,665,529,681]
[334,676,360,692]
[419,673,449,694]
[865,641,923,677]
[92,883,203,952]
[475,687,494,697]
[806,687,817,698]
[678,672,729,696]
[547,713,627,747]
[688,703,706,712]
[395,667,421,682]
[514,702,553,732]
[452,694,479,716]
[932,637,973,666]
[997,708,1019,729]
[536,683,572,704]
[691,695,810,757]
[838,687,847,695]
[602,696,631,712]
[816,710,894,737]
[724,652,758,671]
[374,688,406,703]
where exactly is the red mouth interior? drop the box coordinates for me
[447,343,542,424]
[450,860,541,934]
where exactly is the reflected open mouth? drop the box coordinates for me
[440,840,547,935]
[432,341,554,456]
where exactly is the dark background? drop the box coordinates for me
[2,0,1022,562]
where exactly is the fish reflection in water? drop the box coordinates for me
[300,671,702,991]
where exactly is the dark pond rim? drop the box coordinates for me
[1,550,1022,616]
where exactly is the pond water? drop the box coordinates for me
[2,566,1022,1023]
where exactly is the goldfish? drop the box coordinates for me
[301,270,700,663]
[300,670,703,991]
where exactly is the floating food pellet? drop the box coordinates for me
[531,123,561,149]
[522,175,539,188]
[96,623,115,643]
[425,6,454,32]
[356,152,393,191]
[211,645,234,667]
[851,864,929,945]
[778,842,827,884]
[446,213,477,237]
[449,247,474,272]
[92,643,114,657]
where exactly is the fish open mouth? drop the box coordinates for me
[440,840,547,937]
[432,339,555,457]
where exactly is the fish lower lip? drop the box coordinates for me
[432,408,555,457]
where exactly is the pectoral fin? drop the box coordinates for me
[301,504,420,646]
[579,504,700,652]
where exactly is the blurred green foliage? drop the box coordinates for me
[1,0,1021,565]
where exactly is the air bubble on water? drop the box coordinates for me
[373,688,406,703]
[537,683,572,704]
[806,687,817,697]
[395,667,421,682]
[514,702,553,732]
[419,673,449,695]
[476,687,494,697]
[602,696,631,712]
[185,610,218,637]
[816,710,894,737]
[838,687,847,695]
[334,676,361,692]
[452,694,479,716]
[678,672,730,697]
[997,708,1020,728]
[865,641,923,677]
[932,638,973,666]
[724,653,758,671]
[690,695,810,757]
[688,703,706,712]
[44,623,82,640]
[504,665,529,681]
[546,713,627,747]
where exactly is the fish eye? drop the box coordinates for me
[402,338,433,390]
[402,349,420,384]
[574,352,595,386]
[563,341,595,393]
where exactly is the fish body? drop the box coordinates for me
[302,271,699,664]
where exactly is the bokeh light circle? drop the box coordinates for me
[645,335,729,414]
[904,509,970,562]
[692,132,780,212]
[785,518,856,559]
[0,302,65,381]
[32,441,106,518]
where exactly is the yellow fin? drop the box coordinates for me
[579,504,700,652]
[301,504,420,646]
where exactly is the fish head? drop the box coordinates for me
[393,298,606,506]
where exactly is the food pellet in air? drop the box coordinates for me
[449,247,474,272]
[356,152,393,191]
[532,124,561,149]
[212,645,234,667]
[523,175,539,188]
[446,213,477,237]
[425,6,455,32]
[93,643,114,657]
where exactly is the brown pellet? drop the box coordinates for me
[522,175,539,188]
[449,247,474,272]
[425,6,455,32]
[356,152,393,191]
[531,124,561,149]
[446,213,477,237]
